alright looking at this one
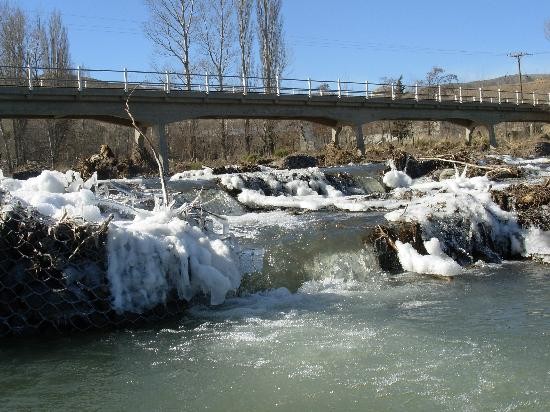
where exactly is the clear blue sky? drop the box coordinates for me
[15,0,550,84]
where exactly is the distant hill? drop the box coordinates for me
[462,74,550,92]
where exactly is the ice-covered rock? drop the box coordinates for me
[395,238,462,277]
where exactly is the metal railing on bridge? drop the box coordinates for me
[1,64,549,108]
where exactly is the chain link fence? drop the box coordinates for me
[0,191,187,338]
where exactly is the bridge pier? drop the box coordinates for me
[354,124,365,155]
[150,123,170,175]
[331,125,365,155]
[331,125,343,146]
[465,124,497,148]
[132,123,170,174]
[488,124,497,148]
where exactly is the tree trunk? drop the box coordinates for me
[244,119,251,155]
[0,120,12,173]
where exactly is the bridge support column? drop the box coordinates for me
[465,127,474,145]
[488,124,497,148]
[465,124,498,148]
[331,125,343,147]
[150,123,170,175]
[354,124,365,155]
[134,124,146,151]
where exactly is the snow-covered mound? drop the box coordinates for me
[384,166,550,273]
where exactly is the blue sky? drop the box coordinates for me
[15,0,550,84]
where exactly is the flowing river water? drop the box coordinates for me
[0,163,549,411]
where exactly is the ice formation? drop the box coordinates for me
[108,210,241,312]
[215,167,403,212]
[0,170,101,222]
[395,238,462,277]
[523,228,550,263]
[0,169,243,312]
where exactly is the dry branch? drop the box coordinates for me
[124,87,169,207]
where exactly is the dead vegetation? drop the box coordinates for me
[492,179,550,230]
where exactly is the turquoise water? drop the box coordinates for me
[1,260,548,411]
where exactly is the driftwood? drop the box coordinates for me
[417,156,514,172]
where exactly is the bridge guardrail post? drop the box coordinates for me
[438,85,441,102]
[27,65,33,91]
[308,78,311,98]
[547,93,550,106]
[479,87,483,103]
[532,91,536,106]
[498,89,501,104]
[276,75,280,96]
[165,71,171,93]
[205,72,209,94]
[365,81,369,99]
[459,86,463,103]
[516,90,519,105]
[337,79,341,99]
[415,83,418,101]
[77,66,82,91]
[391,83,395,100]
[124,68,128,93]
[242,71,247,95]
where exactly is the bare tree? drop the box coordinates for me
[256,0,286,155]
[198,0,236,159]
[419,66,458,136]
[43,10,72,168]
[145,0,198,90]
[145,0,200,160]
[0,5,31,168]
[236,0,253,154]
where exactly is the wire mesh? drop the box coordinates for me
[0,192,187,338]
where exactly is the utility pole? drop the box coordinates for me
[508,52,531,100]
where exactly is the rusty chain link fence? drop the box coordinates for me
[0,190,187,338]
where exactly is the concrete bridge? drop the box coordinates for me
[1,66,550,172]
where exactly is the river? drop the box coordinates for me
[0,161,549,411]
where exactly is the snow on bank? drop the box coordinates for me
[0,169,243,312]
